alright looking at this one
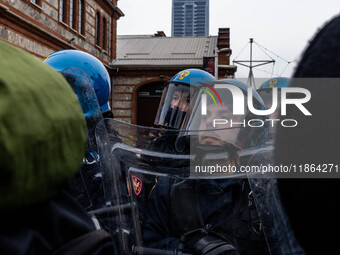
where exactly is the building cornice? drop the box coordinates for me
[218,65,237,70]
[98,0,124,18]
[0,4,75,53]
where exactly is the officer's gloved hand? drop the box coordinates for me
[181,229,239,255]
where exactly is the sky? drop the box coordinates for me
[116,0,340,80]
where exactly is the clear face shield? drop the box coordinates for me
[154,82,196,129]
[179,81,269,154]
[60,67,105,211]
[257,88,283,144]
[95,81,302,255]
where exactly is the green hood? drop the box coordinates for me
[0,40,87,211]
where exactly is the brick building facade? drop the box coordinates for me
[0,1,236,127]
[0,0,123,65]
[111,28,237,126]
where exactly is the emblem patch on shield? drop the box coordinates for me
[132,175,143,196]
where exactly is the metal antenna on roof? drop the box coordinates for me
[233,38,275,89]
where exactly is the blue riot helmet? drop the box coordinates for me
[258,77,290,109]
[179,78,269,150]
[154,69,216,129]
[224,79,269,148]
[50,66,104,210]
[60,67,102,134]
[61,68,102,119]
[257,77,290,144]
[257,77,290,109]
[259,77,290,90]
[44,49,111,113]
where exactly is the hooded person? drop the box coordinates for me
[275,14,340,255]
[0,41,114,254]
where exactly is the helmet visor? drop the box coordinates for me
[180,84,247,149]
[60,67,101,119]
[180,81,267,150]
[154,82,198,129]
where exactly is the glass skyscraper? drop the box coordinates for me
[172,0,209,37]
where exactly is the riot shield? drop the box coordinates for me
[94,119,192,254]
[61,67,106,211]
[247,147,305,255]
[95,118,302,255]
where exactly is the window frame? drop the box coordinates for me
[69,0,77,30]
[96,11,101,46]
[102,17,107,50]
[78,0,85,35]
[30,0,41,5]
[59,0,68,24]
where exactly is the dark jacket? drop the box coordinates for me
[0,190,114,255]
[143,177,268,255]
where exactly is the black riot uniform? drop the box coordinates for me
[143,173,268,255]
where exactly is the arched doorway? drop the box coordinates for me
[137,82,165,127]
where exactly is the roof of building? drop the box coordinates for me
[110,35,218,68]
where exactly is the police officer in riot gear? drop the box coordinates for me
[44,50,111,211]
[96,69,301,255]
[257,77,290,144]
[152,69,217,154]
[44,50,120,252]
[142,70,270,255]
